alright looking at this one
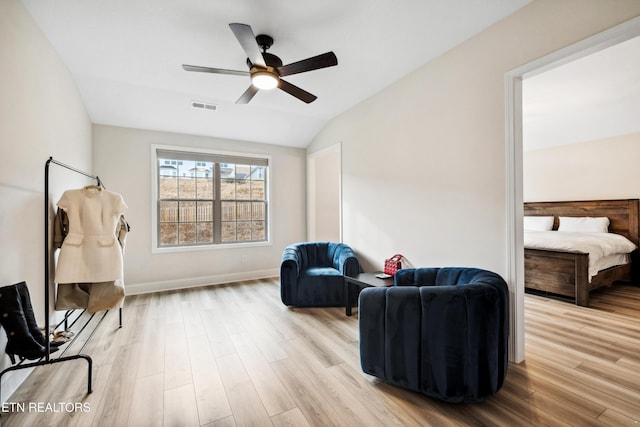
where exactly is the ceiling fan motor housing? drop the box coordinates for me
[246,53,283,70]
[262,52,283,68]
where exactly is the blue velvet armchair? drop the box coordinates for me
[358,267,509,403]
[280,242,360,307]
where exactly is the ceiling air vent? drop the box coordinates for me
[191,101,217,111]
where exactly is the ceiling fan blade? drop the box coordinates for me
[278,79,317,103]
[229,23,266,67]
[182,64,249,77]
[236,85,260,104]
[277,52,337,77]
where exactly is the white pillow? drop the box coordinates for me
[558,216,610,233]
[524,216,554,231]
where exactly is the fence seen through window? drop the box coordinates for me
[157,153,267,246]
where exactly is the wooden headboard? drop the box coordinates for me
[524,199,640,246]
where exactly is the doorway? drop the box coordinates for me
[505,16,640,363]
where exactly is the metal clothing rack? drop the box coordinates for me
[0,157,123,399]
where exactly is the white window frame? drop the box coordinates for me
[151,144,272,253]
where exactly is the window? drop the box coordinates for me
[155,147,268,248]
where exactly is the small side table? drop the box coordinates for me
[344,272,394,316]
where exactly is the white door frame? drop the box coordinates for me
[505,16,640,363]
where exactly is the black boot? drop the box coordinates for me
[15,282,62,348]
[0,284,58,363]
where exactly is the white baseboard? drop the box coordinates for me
[125,268,280,295]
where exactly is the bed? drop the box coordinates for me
[523,199,639,307]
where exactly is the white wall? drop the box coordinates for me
[310,0,640,273]
[524,132,640,201]
[92,125,306,294]
[307,144,341,242]
[0,0,92,402]
[307,0,640,361]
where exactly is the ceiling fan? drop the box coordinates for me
[182,23,338,104]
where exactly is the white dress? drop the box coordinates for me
[55,187,128,284]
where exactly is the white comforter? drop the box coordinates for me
[524,231,637,280]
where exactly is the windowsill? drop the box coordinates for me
[151,240,272,254]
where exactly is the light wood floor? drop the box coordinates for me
[1,278,639,426]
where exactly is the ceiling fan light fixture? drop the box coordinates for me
[251,66,279,90]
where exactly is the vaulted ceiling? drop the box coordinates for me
[21,0,531,147]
